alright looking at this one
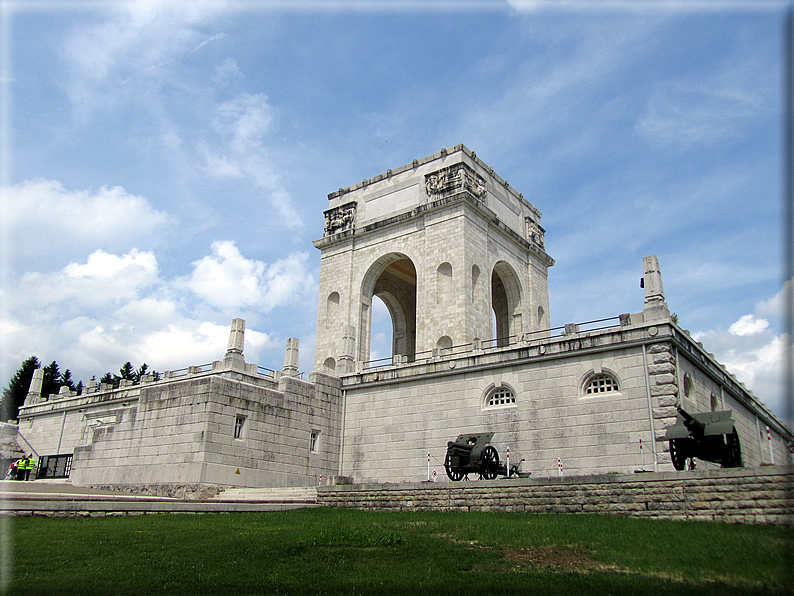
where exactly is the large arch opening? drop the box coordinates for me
[491,261,522,347]
[360,255,417,364]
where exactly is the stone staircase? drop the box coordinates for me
[210,486,318,504]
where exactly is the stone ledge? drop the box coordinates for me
[317,466,794,525]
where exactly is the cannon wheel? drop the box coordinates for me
[444,453,465,481]
[669,439,687,471]
[480,445,499,480]
[723,429,743,468]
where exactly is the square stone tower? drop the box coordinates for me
[313,145,555,373]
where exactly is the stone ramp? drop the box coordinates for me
[0,480,319,515]
[211,486,318,503]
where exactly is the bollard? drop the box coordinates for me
[767,426,773,464]
[427,451,431,481]
[557,458,563,478]
[506,447,510,478]
[640,437,645,470]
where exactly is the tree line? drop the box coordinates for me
[0,356,160,422]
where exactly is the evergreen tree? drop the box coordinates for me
[42,361,61,397]
[119,362,136,382]
[99,372,120,389]
[0,356,40,422]
[59,369,76,391]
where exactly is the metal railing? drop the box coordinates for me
[361,316,622,372]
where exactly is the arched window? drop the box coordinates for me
[436,262,452,305]
[323,357,336,372]
[326,292,340,329]
[684,374,694,399]
[484,384,516,409]
[583,373,619,396]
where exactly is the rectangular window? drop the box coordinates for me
[310,431,320,453]
[234,415,246,440]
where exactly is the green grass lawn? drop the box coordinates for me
[5,508,792,595]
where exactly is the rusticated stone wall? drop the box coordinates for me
[317,465,794,525]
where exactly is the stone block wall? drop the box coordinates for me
[340,334,657,484]
[33,369,345,490]
[317,465,794,524]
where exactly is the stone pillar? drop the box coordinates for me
[283,338,300,377]
[223,318,246,371]
[642,255,670,322]
[24,369,44,406]
[338,325,356,374]
[227,318,245,354]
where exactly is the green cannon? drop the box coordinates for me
[444,432,524,481]
[658,407,743,470]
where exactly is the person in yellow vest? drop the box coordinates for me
[15,456,28,481]
[20,455,34,481]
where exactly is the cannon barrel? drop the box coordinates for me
[677,406,706,435]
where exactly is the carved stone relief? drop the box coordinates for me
[424,163,487,201]
[525,217,546,249]
[323,202,357,236]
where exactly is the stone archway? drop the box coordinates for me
[360,254,417,364]
[491,261,522,347]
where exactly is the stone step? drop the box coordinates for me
[211,486,318,503]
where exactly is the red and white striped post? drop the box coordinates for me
[506,447,510,478]
[639,437,645,470]
[767,426,775,464]
[427,451,431,481]
[557,458,563,478]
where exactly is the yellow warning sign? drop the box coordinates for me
[235,468,240,474]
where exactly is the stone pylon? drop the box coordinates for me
[24,369,44,407]
[283,338,299,377]
[223,318,247,371]
[642,255,670,322]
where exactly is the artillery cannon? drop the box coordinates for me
[444,432,524,481]
[658,407,743,470]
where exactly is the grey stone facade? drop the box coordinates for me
[18,324,343,490]
[13,145,794,492]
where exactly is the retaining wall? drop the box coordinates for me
[317,465,794,524]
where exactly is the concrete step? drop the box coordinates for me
[211,486,318,503]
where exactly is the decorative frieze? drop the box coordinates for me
[323,202,357,237]
[424,162,486,201]
[525,217,546,249]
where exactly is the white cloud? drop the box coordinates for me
[182,240,314,312]
[214,94,275,154]
[214,57,244,84]
[728,314,770,337]
[65,249,158,280]
[756,278,793,321]
[693,280,792,421]
[1,234,310,392]
[0,180,169,268]
[195,32,227,53]
[635,79,766,150]
[198,93,304,229]
[62,0,231,120]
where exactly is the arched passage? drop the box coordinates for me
[360,254,417,364]
[491,261,522,347]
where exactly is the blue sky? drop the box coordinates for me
[0,1,791,422]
